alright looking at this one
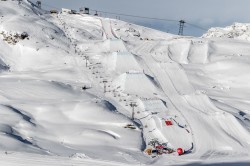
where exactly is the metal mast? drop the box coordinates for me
[36,1,41,9]
[178,20,185,36]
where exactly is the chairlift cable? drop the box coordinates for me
[36,1,208,32]
[90,9,207,31]
[90,9,178,22]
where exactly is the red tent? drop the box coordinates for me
[165,120,173,126]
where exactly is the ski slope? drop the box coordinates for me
[0,0,250,165]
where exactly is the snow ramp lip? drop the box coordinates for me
[81,129,121,140]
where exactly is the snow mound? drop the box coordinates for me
[102,51,142,74]
[108,39,127,52]
[168,40,191,64]
[112,72,158,97]
[203,23,250,41]
[141,99,167,113]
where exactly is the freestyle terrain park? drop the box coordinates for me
[0,0,250,166]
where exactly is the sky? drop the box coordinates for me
[30,0,250,37]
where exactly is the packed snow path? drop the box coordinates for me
[101,18,118,40]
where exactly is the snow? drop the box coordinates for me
[203,22,250,41]
[1,0,250,165]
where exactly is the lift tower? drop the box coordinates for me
[178,20,185,36]
[36,1,41,9]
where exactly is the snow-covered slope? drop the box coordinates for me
[203,22,250,41]
[1,0,250,166]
